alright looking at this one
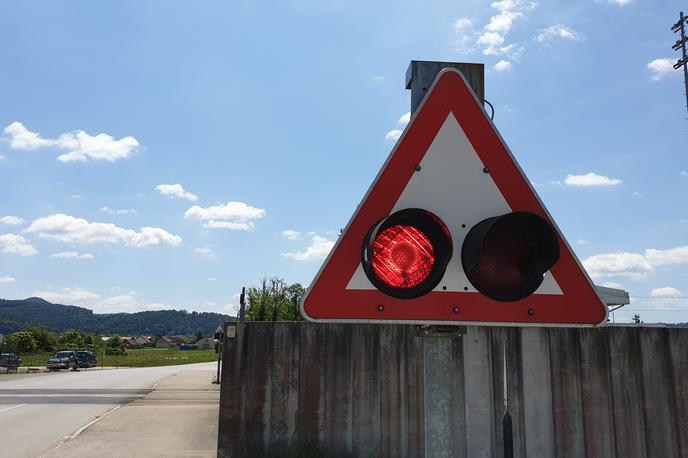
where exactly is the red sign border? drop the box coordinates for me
[301,69,608,326]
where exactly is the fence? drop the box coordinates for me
[218,322,688,457]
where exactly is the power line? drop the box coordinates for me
[629,296,688,299]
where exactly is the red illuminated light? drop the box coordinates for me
[371,225,435,289]
[362,208,453,299]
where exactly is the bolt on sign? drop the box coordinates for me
[301,69,607,327]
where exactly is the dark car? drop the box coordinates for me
[76,351,97,368]
[0,353,21,368]
[47,351,78,370]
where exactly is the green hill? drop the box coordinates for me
[0,297,234,336]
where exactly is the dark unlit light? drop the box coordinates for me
[461,211,560,302]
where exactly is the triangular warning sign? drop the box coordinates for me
[302,69,607,326]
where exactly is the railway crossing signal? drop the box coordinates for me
[301,69,607,326]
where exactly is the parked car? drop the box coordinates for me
[0,353,21,368]
[76,350,97,368]
[47,351,78,370]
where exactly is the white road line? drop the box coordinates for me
[69,405,122,439]
[0,403,27,414]
[151,372,178,389]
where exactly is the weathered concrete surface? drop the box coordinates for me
[48,368,219,457]
[0,362,215,457]
[219,322,688,458]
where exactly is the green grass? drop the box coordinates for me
[19,348,218,368]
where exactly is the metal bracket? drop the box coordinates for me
[414,325,467,337]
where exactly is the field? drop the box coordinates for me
[19,348,218,368]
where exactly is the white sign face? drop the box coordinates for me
[226,325,236,338]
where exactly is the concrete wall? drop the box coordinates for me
[218,322,688,457]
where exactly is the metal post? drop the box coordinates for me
[672,11,688,114]
[215,338,222,384]
[406,60,485,114]
[680,12,688,114]
[239,286,246,322]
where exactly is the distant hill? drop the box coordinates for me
[0,297,234,336]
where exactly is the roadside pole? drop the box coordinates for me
[214,324,224,384]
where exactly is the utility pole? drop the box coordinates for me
[672,11,688,115]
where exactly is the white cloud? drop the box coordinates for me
[455,18,473,29]
[100,207,137,215]
[632,192,643,198]
[398,112,411,125]
[25,214,181,247]
[477,31,506,54]
[208,277,218,282]
[55,131,139,162]
[647,58,676,81]
[494,60,513,72]
[72,194,82,199]
[31,287,176,313]
[195,245,217,257]
[536,25,585,44]
[485,10,523,34]
[0,276,15,284]
[3,122,140,162]
[95,294,173,313]
[609,0,633,5]
[563,173,622,187]
[372,76,384,83]
[681,171,688,177]
[601,281,625,289]
[576,239,588,245]
[0,233,38,256]
[282,230,301,240]
[3,122,54,149]
[651,287,683,298]
[583,252,652,280]
[281,235,334,261]
[0,216,26,226]
[385,129,402,140]
[204,221,253,230]
[50,251,95,260]
[0,154,5,160]
[34,287,101,305]
[155,183,198,202]
[184,201,266,230]
[502,104,514,113]
[128,227,183,247]
[645,246,688,266]
[583,245,688,281]
[480,1,532,55]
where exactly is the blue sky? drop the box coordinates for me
[0,0,686,323]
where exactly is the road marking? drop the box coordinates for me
[151,372,178,389]
[0,403,27,413]
[69,405,122,439]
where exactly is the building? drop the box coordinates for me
[155,336,186,348]
[195,337,217,350]
[135,336,153,347]
[155,336,174,348]
[123,337,138,348]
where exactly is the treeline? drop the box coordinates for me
[0,297,232,335]
[244,277,305,321]
[2,327,128,355]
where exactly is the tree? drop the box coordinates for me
[245,276,305,321]
[194,330,203,342]
[5,331,38,354]
[59,329,85,349]
[105,335,126,355]
[25,326,57,353]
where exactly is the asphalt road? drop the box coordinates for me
[0,362,217,457]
